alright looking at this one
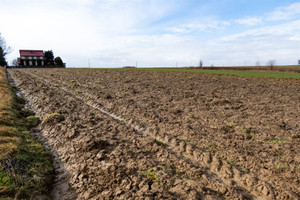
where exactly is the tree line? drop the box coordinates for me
[44,50,64,66]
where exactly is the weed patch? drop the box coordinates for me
[154,139,167,146]
[43,113,65,125]
[227,160,247,173]
[140,168,161,183]
[26,116,40,127]
[268,138,286,144]
[274,165,290,173]
[189,114,197,119]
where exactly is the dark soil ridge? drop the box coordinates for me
[10,69,299,199]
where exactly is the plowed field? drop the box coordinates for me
[8,68,300,200]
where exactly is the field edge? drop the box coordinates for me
[0,67,53,199]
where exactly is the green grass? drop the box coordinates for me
[119,68,300,79]
[87,67,299,79]
[26,116,40,127]
[227,160,247,173]
[43,113,65,122]
[140,168,161,183]
[268,138,286,144]
[0,68,53,199]
[154,139,167,146]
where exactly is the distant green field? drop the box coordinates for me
[119,68,300,79]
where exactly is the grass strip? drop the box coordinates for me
[0,68,53,199]
[81,67,300,79]
[116,68,300,79]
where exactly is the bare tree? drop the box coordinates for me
[12,58,18,66]
[199,60,203,67]
[255,61,260,67]
[267,59,276,70]
[255,61,260,69]
[0,33,12,66]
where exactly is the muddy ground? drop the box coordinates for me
[8,68,300,200]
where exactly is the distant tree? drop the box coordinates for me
[199,60,203,67]
[12,58,18,66]
[0,33,12,66]
[54,56,63,66]
[267,59,276,70]
[0,48,6,66]
[44,50,54,65]
[255,61,260,67]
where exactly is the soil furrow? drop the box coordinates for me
[9,69,300,199]
[9,68,255,199]
[27,70,298,199]
[8,70,246,199]
[27,71,268,199]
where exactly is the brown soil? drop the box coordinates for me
[8,68,300,200]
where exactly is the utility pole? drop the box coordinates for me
[88,59,90,68]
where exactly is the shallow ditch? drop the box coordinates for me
[6,69,77,200]
[6,70,29,109]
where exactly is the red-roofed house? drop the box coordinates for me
[18,50,45,67]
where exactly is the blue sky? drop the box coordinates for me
[1,0,300,67]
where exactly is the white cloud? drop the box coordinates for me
[267,2,300,21]
[1,0,184,66]
[221,20,300,41]
[1,1,300,67]
[235,16,263,26]
[289,34,300,41]
[235,3,300,25]
[215,20,300,65]
[166,20,231,33]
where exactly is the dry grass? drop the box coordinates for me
[0,126,16,137]
[0,69,11,104]
[0,71,13,127]
[0,143,17,159]
[0,68,15,160]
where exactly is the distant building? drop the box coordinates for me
[298,60,300,65]
[16,50,65,68]
[18,50,45,67]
